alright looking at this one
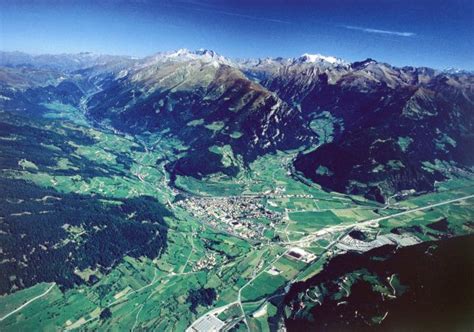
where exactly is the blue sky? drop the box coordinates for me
[1,0,473,69]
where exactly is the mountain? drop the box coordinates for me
[242,57,474,202]
[297,53,346,65]
[142,48,234,67]
[85,50,315,181]
[0,101,171,294]
[2,50,473,202]
[284,235,474,331]
[0,51,136,72]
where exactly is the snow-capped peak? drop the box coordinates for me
[148,48,232,66]
[298,53,345,65]
[169,48,191,57]
[443,67,473,75]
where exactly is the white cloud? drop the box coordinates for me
[344,25,415,37]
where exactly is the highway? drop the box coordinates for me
[284,194,474,246]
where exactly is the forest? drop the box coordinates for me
[0,178,170,294]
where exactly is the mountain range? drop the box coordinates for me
[1,49,473,202]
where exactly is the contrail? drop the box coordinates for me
[167,2,291,24]
[344,25,415,37]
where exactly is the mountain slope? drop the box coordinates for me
[284,235,474,331]
[85,50,315,181]
[242,58,474,202]
[2,50,473,202]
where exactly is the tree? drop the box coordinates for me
[100,308,112,320]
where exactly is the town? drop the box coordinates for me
[176,195,283,240]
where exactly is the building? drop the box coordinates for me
[286,247,316,263]
[187,315,225,332]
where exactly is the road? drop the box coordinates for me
[0,283,56,322]
[237,247,291,330]
[188,218,356,332]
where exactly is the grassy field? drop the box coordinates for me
[288,210,341,232]
[0,283,56,318]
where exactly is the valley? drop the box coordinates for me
[0,49,473,331]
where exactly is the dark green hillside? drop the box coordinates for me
[0,178,170,294]
[0,110,170,295]
[291,69,474,202]
[86,62,314,180]
[284,235,474,331]
[0,112,131,180]
[241,59,474,202]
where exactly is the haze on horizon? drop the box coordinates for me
[0,0,473,70]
